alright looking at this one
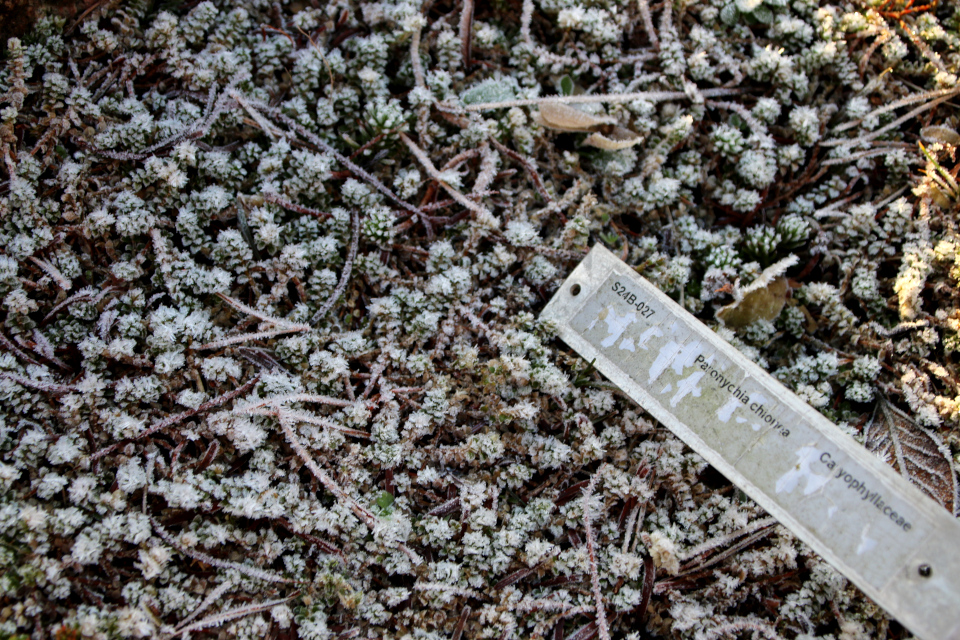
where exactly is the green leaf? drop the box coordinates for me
[751,5,774,24]
[560,75,574,96]
[720,3,740,25]
[599,231,620,247]
[375,491,395,510]
[573,358,598,387]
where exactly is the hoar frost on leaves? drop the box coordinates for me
[1,0,959,638]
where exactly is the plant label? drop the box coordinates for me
[541,245,960,640]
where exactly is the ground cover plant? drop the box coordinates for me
[1,0,960,637]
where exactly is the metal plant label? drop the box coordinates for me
[541,245,960,640]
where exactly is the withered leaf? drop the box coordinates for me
[716,255,798,328]
[535,102,616,132]
[716,277,789,328]
[864,395,959,516]
[583,126,644,150]
[921,125,960,147]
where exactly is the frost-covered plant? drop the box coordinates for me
[1,0,959,638]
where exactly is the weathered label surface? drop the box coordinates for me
[541,245,960,640]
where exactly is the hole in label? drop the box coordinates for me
[571,284,581,296]
[918,564,932,578]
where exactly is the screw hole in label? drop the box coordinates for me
[918,564,932,578]
[570,284,581,296]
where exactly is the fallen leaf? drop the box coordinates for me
[584,126,644,150]
[716,277,789,328]
[535,102,616,132]
[921,125,960,147]
[864,395,959,516]
[716,255,798,328]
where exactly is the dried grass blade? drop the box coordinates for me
[41,289,107,325]
[197,327,309,351]
[493,566,536,591]
[91,376,260,461]
[428,497,460,516]
[239,393,358,409]
[414,582,487,601]
[168,580,235,635]
[311,208,359,326]
[29,257,72,291]
[823,91,959,148]
[452,605,471,640]
[638,553,655,621]
[216,293,310,331]
[236,98,435,237]
[831,87,958,133]
[399,132,497,228]
[0,329,41,366]
[460,87,743,111]
[679,516,778,567]
[171,594,298,637]
[564,621,599,640]
[490,139,553,204]
[460,0,474,69]
[637,0,659,49]
[262,193,331,219]
[661,526,775,585]
[582,466,611,640]
[276,518,343,558]
[0,371,75,394]
[245,405,371,439]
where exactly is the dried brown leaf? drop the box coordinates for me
[535,102,616,132]
[583,126,643,150]
[716,256,798,328]
[716,277,789,328]
[921,125,960,146]
[865,395,959,515]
